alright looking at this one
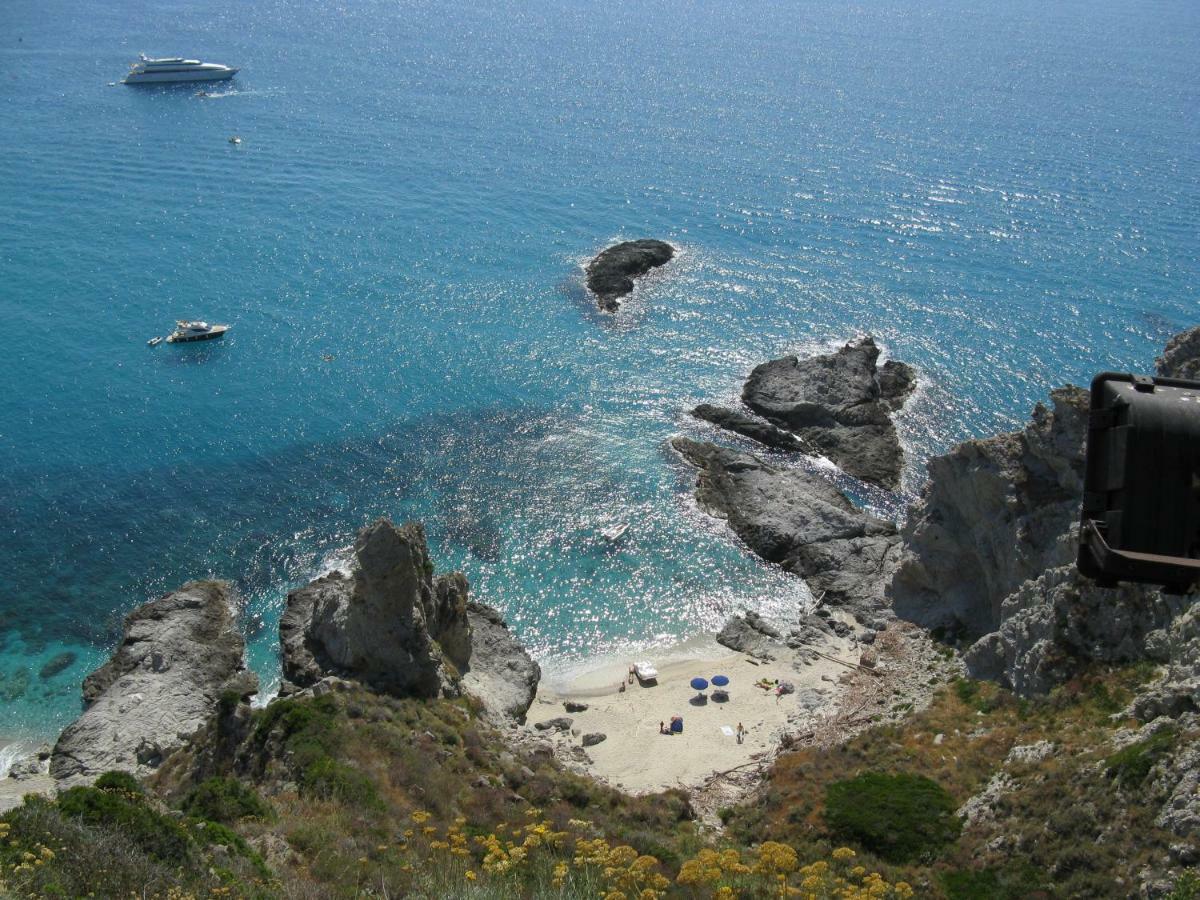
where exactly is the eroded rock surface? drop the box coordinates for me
[50,581,257,788]
[690,404,810,453]
[889,386,1089,637]
[741,337,915,490]
[585,239,675,311]
[674,437,899,620]
[280,519,471,699]
[461,601,541,724]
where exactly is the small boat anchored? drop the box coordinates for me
[600,522,630,542]
[165,320,230,343]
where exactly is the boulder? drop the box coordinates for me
[890,386,1089,637]
[674,437,899,619]
[741,337,915,490]
[718,611,783,660]
[280,519,471,699]
[461,601,541,724]
[50,580,257,788]
[690,404,811,453]
[581,733,606,747]
[585,239,675,311]
[534,717,573,732]
[564,701,589,713]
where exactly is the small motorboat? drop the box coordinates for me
[147,336,163,346]
[600,522,629,541]
[228,135,242,145]
[165,320,230,343]
[632,661,658,686]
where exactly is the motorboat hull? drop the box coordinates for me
[124,68,237,85]
[166,326,229,343]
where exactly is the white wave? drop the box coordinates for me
[0,741,32,780]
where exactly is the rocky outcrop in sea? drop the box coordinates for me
[585,239,675,311]
[741,336,915,490]
[280,519,472,699]
[672,437,900,621]
[281,518,540,722]
[49,581,258,788]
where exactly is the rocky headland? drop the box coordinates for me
[49,581,258,789]
[585,239,675,311]
[740,336,915,490]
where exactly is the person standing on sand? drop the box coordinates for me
[736,722,745,744]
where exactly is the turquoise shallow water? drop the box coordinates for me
[1,0,1197,745]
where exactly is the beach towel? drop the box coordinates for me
[720,725,735,737]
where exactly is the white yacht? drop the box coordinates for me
[165,321,230,343]
[123,55,238,85]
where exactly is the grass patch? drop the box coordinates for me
[1106,726,1178,786]
[183,775,274,823]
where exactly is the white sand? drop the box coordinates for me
[529,630,859,795]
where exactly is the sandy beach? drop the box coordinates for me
[529,626,863,796]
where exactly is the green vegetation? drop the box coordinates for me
[1106,726,1178,786]
[825,772,960,862]
[2,667,1195,899]
[182,776,272,824]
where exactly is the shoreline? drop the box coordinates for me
[525,623,864,798]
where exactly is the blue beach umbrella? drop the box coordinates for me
[710,675,730,687]
[690,677,709,691]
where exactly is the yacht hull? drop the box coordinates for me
[124,69,237,85]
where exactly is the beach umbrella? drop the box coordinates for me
[710,675,729,687]
[689,677,709,691]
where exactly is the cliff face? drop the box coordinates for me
[895,326,1200,706]
[889,386,1089,637]
[50,581,257,788]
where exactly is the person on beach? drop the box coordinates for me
[736,722,745,744]
[659,721,666,734]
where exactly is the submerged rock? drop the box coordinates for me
[280,519,471,699]
[741,337,915,490]
[585,239,674,311]
[690,403,810,453]
[38,652,76,680]
[674,437,899,620]
[50,581,257,788]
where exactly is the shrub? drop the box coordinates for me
[824,772,960,863]
[94,769,143,795]
[941,865,1046,899]
[1106,727,1177,786]
[57,784,194,866]
[183,776,273,823]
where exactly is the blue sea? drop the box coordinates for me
[1,0,1197,753]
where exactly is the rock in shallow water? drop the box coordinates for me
[50,580,257,788]
[585,239,674,311]
[740,336,915,490]
[673,437,899,620]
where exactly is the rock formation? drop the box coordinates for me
[741,337,915,490]
[281,518,539,721]
[50,581,257,788]
[461,602,540,724]
[690,403,811,453]
[962,556,1189,696]
[585,239,675,311]
[281,519,470,699]
[673,437,899,620]
[1157,324,1200,381]
[889,386,1089,637]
